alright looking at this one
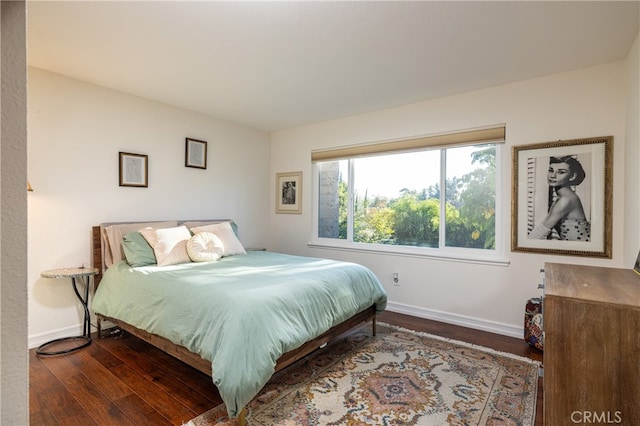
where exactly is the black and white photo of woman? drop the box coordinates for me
[528,155,591,241]
[281,181,296,205]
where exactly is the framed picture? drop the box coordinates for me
[511,136,612,258]
[185,138,207,169]
[119,152,148,188]
[276,171,302,214]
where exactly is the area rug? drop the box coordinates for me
[186,323,539,426]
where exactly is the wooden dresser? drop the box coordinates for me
[544,262,640,425]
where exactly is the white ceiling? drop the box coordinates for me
[27,1,639,132]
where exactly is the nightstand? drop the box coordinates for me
[37,267,98,356]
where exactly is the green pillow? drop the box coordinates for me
[122,231,156,267]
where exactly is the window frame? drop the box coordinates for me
[309,127,508,266]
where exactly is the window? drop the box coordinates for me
[313,126,505,259]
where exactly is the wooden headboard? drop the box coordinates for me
[91,226,104,286]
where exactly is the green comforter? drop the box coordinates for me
[92,251,387,417]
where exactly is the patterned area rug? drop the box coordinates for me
[186,323,539,426]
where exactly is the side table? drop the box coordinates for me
[37,266,98,356]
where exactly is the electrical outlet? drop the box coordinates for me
[392,272,399,286]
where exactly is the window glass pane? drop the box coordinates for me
[318,160,348,239]
[315,144,498,254]
[352,151,440,247]
[444,144,496,249]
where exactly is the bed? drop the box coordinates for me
[90,220,387,422]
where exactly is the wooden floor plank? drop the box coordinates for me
[109,358,197,424]
[39,355,131,426]
[66,350,133,400]
[29,385,59,426]
[119,334,222,408]
[30,311,543,425]
[379,311,544,363]
[29,351,99,425]
[125,337,221,401]
[111,393,174,426]
[96,335,216,412]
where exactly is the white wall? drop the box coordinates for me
[270,61,630,337]
[27,68,271,347]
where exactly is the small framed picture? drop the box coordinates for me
[276,171,302,214]
[119,152,148,188]
[511,136,612,258]
[185,138,207,169]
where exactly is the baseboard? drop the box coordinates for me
[28,324,96,350]
[385,301,523,339]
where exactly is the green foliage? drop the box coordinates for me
[340,145,496,250]
[389,194,439,247]
[338,180,348,239]
[454,146,496,249]
[354,206,395,243]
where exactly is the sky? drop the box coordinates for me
[345,145,485,199]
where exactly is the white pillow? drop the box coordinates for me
[187,232,224,262]
[191,221,246,256]
[139,226,192,266]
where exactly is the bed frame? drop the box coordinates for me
[90,224,377,422]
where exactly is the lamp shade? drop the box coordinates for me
[27,181,33,192]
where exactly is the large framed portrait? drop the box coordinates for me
[276,171,302,214]
[511,136,612,258]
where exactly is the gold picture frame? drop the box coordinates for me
[119,152,148,188]
[276,172,302,214]
[511,136,612,258]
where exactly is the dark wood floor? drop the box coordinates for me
[30,311,543,425]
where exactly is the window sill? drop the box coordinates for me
[307,240,510,267]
